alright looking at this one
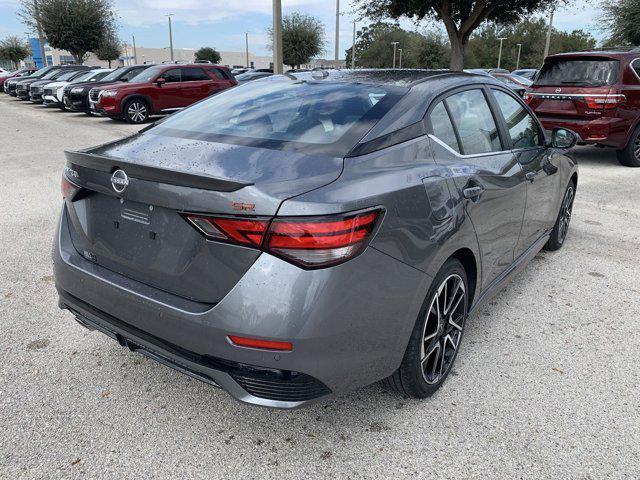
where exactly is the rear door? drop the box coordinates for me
[178,67,214,106]
[206,68,235,94]
[489,88,561,256]
[428,87,527,289]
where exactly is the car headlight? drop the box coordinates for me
[71,87,84,94]
[100,90,117,98]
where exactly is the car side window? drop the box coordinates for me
[429,101,460,153]
[445,89,502,155]
[161,68,182,83]
[209,69,227,80]
[123,68,143,81]
[491,89,542,149]
[181,68,210,81]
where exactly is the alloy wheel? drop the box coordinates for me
[634,134,640,161]
[558,185,574,244]
[420,273,467,385]
[127,102,147,123]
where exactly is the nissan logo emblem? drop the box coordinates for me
[111,169,129,194]
[555,88,562,93]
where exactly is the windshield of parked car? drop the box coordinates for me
[100,68,126,81]
[128,66,164,83]
[56,70,81,81]
[536,58,619,86]
[152,78,406,155]
[71,71,99,83]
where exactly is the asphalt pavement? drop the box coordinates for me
[0,94,638,479]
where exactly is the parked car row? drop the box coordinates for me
[2,63,237,124]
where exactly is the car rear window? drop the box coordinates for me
[536,57,619,86]
[151,78,407,155]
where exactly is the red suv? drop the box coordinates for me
[525,48,640,167]
[90,64,237,124]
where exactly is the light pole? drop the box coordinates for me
[132,35,138,64]
[543,7,555,61]
[351,20,356,69]
[166,14,174,62]
[497,37,507,69]
[398,48,403,69]
[515,43,522,70]
[245,32,249,68]
[272,0,283,74]
[334,0,340,63]
[391,41,399,68]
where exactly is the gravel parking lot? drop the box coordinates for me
[1,94,639,479]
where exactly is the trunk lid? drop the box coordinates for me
[64,132,343,304]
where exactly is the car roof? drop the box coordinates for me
[547,47,640,60]
[290,68,498,88]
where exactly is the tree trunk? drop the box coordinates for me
[449,34,465,71]
[108,60,111,67]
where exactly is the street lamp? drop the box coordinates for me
[516,43,522,70]
[497,37,507,69]
[166,14,174,63]
[391,41,399,69]
[398,48,403,69]
[272,0,283,74]
[351,20,357,69]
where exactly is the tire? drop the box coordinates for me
[616,124,640,167]
[544,180,575,251]
[123,98,150,124]
[381,258,469,398]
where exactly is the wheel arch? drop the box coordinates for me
[449,248,479,306]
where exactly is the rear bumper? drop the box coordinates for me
[53,206,428,408]
[538,115,630,148]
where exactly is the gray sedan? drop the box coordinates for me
[54,70,578,408]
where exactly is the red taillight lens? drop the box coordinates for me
[184,215,268,247]
[523,92,533,105]
[583,94,626,110]
[228,335,293,351]
[184,208,383,268]
[265,210,381,268]
[61,175,79,199]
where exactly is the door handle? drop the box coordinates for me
[463,185,485,200]
[525,171,537,183]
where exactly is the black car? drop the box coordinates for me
[62,64,153,113]
[28,67,90,103]
[15,65,88,100]
[5,65,64,96]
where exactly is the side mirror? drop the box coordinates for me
[551,128,578,149]
[155,77,166,86]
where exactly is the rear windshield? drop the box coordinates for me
[152,78,406,155]
[536,57,619,86]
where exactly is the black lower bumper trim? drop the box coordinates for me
[58,289,331,402]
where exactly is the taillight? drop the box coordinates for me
[183,208,383,269]
[583,94,626,110]
[265,210,381,268]
[185,215,268,247]
[61,175,80,199]
[523,92,533,104]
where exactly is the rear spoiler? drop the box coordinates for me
[64,150,253,192]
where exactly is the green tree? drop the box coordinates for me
[345,22,450,68]
[466,19,596,70]
[0,36,31,68]
[353,0,572,71]
[94,31,121,67]
[269,12,325,68]
[19,0,116,64]
[195,47,221,64]
[600,0,640,46]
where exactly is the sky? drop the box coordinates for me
[0,0,604,58]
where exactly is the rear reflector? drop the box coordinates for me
[183,208,383,269]
[228,335,293,351]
